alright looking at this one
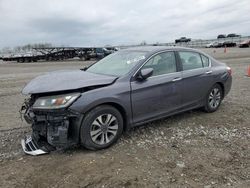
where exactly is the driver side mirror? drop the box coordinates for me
[137,68,153,80]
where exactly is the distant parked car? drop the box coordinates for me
[213,42,224,48]
[95,48,112,59]
[105,47,119,52]
[239,40,250,48]
[205,43,212,48]
[85,48,114,60]
[227,33,240,38]
[223,41,237,47]
[206,42,219,48]
[175,37,191,43]
[217,34,226,39]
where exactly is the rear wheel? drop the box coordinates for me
[80,105,123,150]
[204,84,223,112]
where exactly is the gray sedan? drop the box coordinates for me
[21,46,232,155]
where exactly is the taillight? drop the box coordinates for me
[227,66,232,76]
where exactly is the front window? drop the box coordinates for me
[86,51,147,76]
[142,51,177,76]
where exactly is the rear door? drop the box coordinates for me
[178,51,213,108]
[131,51,182,124]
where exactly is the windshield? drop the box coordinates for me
[86,51,147,76]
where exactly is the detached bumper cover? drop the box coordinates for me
[21,135,48,156]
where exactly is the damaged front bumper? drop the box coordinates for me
[21,135,48,155]
[20,100,84,156]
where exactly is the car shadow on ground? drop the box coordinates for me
[57,107,210,155]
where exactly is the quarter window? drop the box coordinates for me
[179,52,203,71]
[201,54,210,67]
[142,52,177,76]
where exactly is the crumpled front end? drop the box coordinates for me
[21,96,83,155]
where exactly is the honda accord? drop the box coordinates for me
[21,46,232,155]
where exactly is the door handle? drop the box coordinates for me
[172,77,182,82]
[205,70,212,74]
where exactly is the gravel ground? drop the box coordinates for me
[0,47,249,188]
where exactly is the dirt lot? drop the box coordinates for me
[0,47,249,188]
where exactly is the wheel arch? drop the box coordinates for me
[215,82,225,99]
[103,102,128,132]
[84,102,129,132]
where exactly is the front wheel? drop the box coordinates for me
[204,84,223,113]
[80,105,123,150]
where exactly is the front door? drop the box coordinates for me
[131,51,182,124]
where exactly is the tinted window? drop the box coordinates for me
[201,54,210,67]
[143,52,177,76]
[179,52,203,71]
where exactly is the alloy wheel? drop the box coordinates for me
[90,114,118,145]
[208,88,221,109]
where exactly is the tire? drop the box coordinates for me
[80,105,123,150]
[204,84,223,113]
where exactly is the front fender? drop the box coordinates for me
[69,82,133,126]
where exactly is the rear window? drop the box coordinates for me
[179,51,203,71]
[201,55,210,67]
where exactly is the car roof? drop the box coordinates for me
[120,46,216,61]
[122,46,203,54]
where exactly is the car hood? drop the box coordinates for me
[22,70,118,95]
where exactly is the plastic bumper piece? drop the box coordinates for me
[21,135,48,156]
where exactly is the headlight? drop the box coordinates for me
[32,93,81,109]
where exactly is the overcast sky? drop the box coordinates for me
[0,0,250,48]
